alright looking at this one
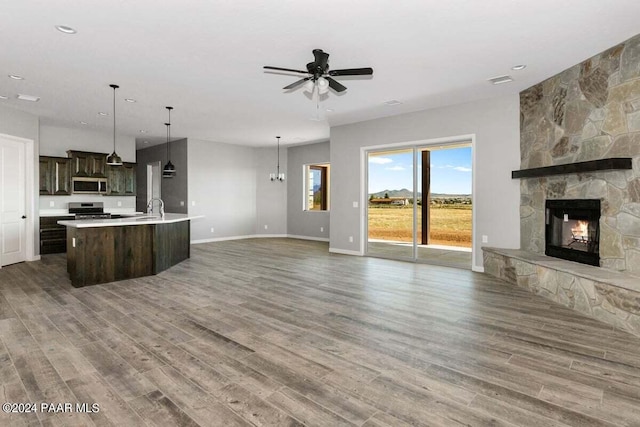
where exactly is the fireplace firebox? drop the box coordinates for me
[545,199,600,266]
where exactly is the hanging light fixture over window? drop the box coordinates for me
[269,136,285,182]
[163,106,176,178]
[106,84,123,166]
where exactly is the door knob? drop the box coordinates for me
[21,215,27,219]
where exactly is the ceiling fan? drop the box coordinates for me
[264,49,373,93]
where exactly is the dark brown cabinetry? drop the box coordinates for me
[40,216,72,254]
[67,151,107,178]
[106,162,136,196]
[39,156,72,195]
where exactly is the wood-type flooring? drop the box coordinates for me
[0,238,639,426]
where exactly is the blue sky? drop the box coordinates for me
[368,146,472,195]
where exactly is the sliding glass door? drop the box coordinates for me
[366,142,473,269]
[366,148,415,260]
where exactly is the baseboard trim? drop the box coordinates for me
[191,234,287,244]
[28,255,41,262]
[329,247,363,256]
[287,234,329,242]
[472,265,485,273]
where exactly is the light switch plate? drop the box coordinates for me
[352,201,358,208]
[180,201,185,206]
[117,201,122,207]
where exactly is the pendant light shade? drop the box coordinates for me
[163,106,176,178]
[106,84,123,166]
[269,136,285,182]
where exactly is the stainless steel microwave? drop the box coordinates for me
[72,177,107,194]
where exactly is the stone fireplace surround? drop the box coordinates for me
[484,33,640,337]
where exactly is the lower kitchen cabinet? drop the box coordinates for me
[40,216,72,254]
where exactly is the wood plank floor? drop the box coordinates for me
[1,238,640,426]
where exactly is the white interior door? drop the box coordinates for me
[0,136,27,266]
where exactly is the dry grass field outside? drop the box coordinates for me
[368,205,472,248]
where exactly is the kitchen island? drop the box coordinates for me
[58,214,197,287]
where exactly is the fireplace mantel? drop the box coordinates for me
[512,158,632,179]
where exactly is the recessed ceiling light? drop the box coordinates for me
[8,74,24,80]
[17,94,40,102]
[125,98,136,103]
[0,95,8,100]
[488,75,514,85]
[79,121,88,125]
[383,100,402,106]
[55,25,77,34]
[143,140,149,144]
[139,130,147,133]
[511,64,527,71]
[98,112,108,116]
[325,108,334,112]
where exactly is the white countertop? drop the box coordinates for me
[58,213,202,228]
[40,210,142,217]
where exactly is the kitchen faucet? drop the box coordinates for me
[146,198,165,219]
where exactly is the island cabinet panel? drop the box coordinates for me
[67,225,154,287]
[153,221,190,273]
[64,219,190,287]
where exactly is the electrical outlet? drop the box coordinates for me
[352,201,358,208]
[210,227,214,233]
[180,201,185,206]
[192,201,196,206]
[349,236,353,243]
[320,227,324,232]
[117,201,122,207]
[482,235,488,243]
[49,201,55,207]
[264,224,268,230]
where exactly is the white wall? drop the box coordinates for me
[287,141,330,240]
[188,139,257,242]
[39,125,135,161]
[254,147,287,236]
[329,94,521,271]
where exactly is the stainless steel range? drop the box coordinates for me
[68,202,112,220]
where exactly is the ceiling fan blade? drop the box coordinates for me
[328,67,374,76]
[283,77,311,90]
[264,66,309,74]
[326,77,347,93]
[312,49,329,70]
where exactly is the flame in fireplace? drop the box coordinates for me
[572,220,589,239]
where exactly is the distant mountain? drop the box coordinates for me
[369,189,470,199]
[370,189,417,198]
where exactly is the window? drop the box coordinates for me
[304,163,330,211]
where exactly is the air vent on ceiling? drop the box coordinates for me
[488,75,514,85]
[383,100,403,106]
[17,94,40,102]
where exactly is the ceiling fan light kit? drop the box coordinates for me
[264,49,373,96]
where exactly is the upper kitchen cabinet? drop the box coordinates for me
[106,162,136,196]
[67,150,107,178]
[39,156,71,195]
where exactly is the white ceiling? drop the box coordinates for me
[2,0,640,148]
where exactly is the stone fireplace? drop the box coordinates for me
[519,33,640,274]
[483,32,640,338]
[545,199,600,266]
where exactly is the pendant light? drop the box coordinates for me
[269,136,285,182]
[163,106,176,178]
[106,84,123,166]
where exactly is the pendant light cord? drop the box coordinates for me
[112,85,117,153]
[277,136,280,176]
